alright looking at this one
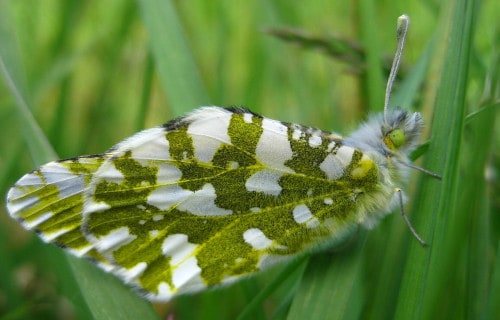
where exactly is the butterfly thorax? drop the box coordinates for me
[342,109,424,227]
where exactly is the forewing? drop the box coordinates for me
[6,107,380,301]
[77,107,379,301]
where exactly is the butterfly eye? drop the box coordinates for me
[388,129,406,149]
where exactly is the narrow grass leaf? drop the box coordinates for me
[358,0,384,112]
[137,0,209,114]
[463,51,498,319]
[0,2,56,165]
[68,256,159,320]
[395,0,476,318]
[489,241,500,319]
[287,234,367,320]
[238,255,308,320]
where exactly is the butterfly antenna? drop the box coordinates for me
[384,14,410,125]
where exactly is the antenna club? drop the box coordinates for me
[398,14,410,28]
[397,15,410,40]
[383,14,410,125]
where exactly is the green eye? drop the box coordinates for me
[388,129,405,148]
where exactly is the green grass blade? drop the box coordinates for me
[0,2,56,165]
[67,256,159,320]
[238,255,308,320]
[489,241,500,319]
[287,235,367,320]
[358,0,384,112]
[463,49,498,319]
[137,0,209,114]
[395,0,477,318]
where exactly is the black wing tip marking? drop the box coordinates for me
[161,106,263,131]
[60,153,106,163]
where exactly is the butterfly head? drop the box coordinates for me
[344,109,423,159]
[382,109,423,155]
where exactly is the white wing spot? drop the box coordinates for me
[228,161,239,169]
[308,135,322,147]
[327,141,337,152]
[149,230,159,238]
[82,199,111,218]
[245,169,283,196]
[37,162,86,199]
[161,233,205,291]
[177,183,232,216]
[69,244,94,258]
[156,163,182,184]
[154,282,174,301]
[188,108,231,163]
[41,227,73,242]
[118,262,147,282]
[324,197,333,205]
[94,227,137,252]
[6,190,43,219]
[336,146,354,165]
[97,161,124,184]
[11,171,43,188]
[243,228,273,250]
[172,256,204,291]
[131,132,170,160]
[293,204,313,223]
[153,215,164,221]
[320,154,345,180]
[292,129,302,140]
[162,234,198,265]
[39,163,75,185]
[147,184,193,211]
[256,119,294,172]
[293,204,320,228]
[113,127,170,160]
[243,112,253,123]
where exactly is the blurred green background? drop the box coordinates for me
[0,0,498,319]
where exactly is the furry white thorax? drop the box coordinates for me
[343,109,424,228]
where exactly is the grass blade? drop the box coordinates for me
[287,235,367,320]
[395,0,478,318]
[137,0,209,114]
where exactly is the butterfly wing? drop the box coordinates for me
[6,156,114,266]
[7,107,382,301]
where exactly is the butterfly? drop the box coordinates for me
[6,14,439,302]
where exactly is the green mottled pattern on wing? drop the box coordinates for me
[80,108,379,295]
[7,107,384,301]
